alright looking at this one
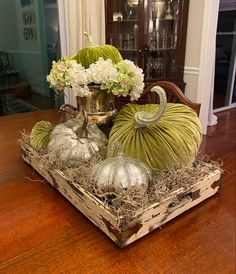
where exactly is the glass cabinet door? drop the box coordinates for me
[144,0,180,82]
[105,0,188,89]
[105,0,140,65]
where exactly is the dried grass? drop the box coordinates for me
[20,132,223,222]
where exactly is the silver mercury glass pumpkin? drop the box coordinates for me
[47,110,107,167]
[91,149,152,194]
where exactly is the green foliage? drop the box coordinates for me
[107,103,202,174]
[73,45,123,68]
[30,121,54,150]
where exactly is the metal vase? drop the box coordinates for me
[76,86,117,127]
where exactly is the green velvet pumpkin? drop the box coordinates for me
[107,86,202,174]
[73,32,123,68]
[30,121,54,150]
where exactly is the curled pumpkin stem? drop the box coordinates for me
[134,86,167,128]
[83,31,96,48]
[75,110,89,138]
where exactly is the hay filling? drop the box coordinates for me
[20,133,223,222]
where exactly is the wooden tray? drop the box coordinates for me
[21,143,222,248]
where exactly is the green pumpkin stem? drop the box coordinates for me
[83,31,96,48]
[134,86,167,128]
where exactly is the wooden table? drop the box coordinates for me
[0,109,235,274]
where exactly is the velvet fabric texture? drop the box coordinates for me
[107,103,202,174]
[74,45,123,68]
[29,121,54,151]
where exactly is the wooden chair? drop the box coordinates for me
[140,81,201,115]
[115,81,201,116]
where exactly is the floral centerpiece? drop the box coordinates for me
[47,56,144,101]
[46,33,145,126]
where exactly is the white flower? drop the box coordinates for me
[72,85,90,97]
[109,59,144,100]
[86,58,118,84]
[47,55,145,99]
[66,63,87,86]
[47,57,86,92]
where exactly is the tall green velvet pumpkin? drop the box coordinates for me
[73,32,123,68]
[107,86,202,174]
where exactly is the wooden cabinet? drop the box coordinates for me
[105,0,189,90]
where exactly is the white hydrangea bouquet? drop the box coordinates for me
[47,56,144,101]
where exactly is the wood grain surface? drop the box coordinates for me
[0,109,235,274]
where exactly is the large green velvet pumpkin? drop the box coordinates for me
[107,86,202,174]
[73,32,123,68]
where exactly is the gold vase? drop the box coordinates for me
[76,85,117,126]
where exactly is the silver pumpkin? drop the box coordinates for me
[47,114,107,167]
[91,151,152,194]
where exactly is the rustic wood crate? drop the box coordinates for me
[21,143,222,248]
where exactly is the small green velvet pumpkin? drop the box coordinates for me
[73,32,123,68]
[107,86,202,174]
[30,121,54,150]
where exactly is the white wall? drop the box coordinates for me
[183,0,220,134]
[184,0,204,102]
